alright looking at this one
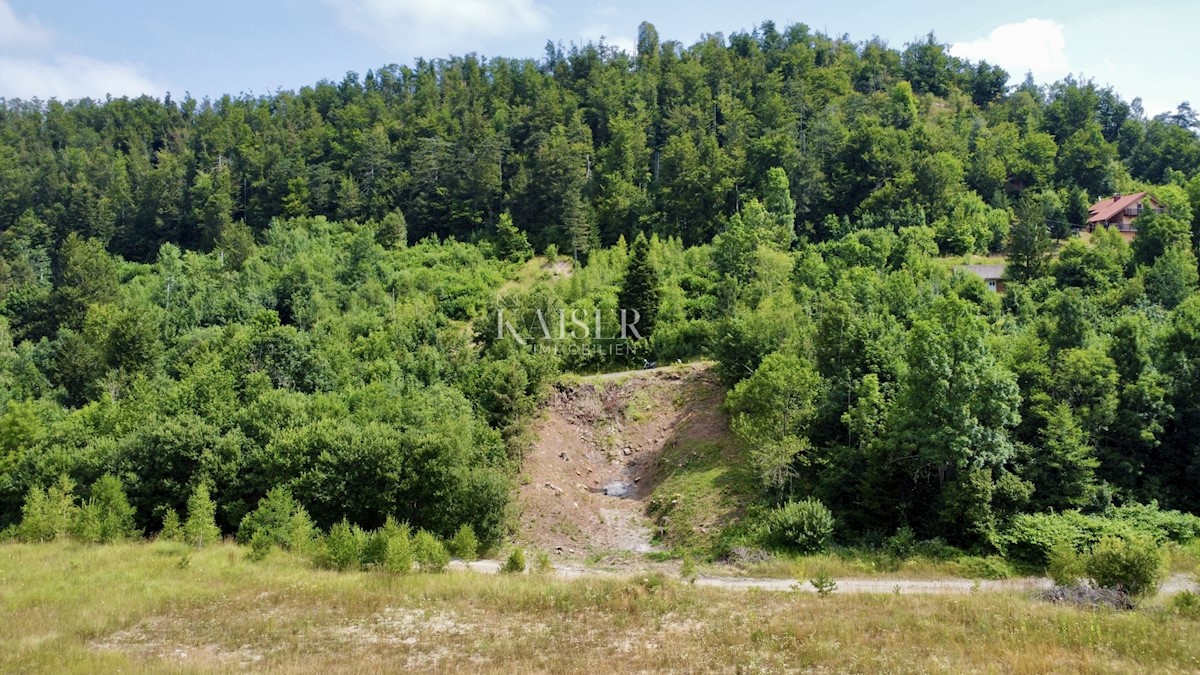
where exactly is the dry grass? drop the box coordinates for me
[3,541,1200,673]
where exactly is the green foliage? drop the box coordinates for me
[725,353,821,491]
[380,518,414,574]
[17,476,77,542]
[767,499,835,554]
[448,524,479,561]
[495,213,533,263]
[1085,536,1164,600]
[182,483,222,548]
[236,488,316,554]
[3,21,1200,566]
[617,232,661,340]
[533,551,553,575]
[413,529,450,573]
[159,510,182,542]
[1047,541,1086,587]
[809,570,838,597]
[679,555,697,584]
[1000,505,1200,566]
[502,547,527,574]
[323,519,366,571]
[71,474,137,544]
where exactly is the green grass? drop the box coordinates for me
[4,541,1200,673]
[647,440,758,554]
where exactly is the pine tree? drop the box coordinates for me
[183,483,222,548]
[617,232,660,340]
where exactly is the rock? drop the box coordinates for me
[559,451,570,461]
[622,448,632,456]
[544,482,562,493]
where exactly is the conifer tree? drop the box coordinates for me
[617,232,660,340]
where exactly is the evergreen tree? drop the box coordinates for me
[617,232,660,340]
[1007,198,1053,282]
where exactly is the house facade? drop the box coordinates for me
[1087,192,1162,239]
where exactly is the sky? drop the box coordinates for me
[0,0,1195,116]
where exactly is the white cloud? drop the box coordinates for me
[0,0,162,100]
[950,18,1069,84]
[324,0,550,55]
[0,55,162,101]
[579,26,634,55]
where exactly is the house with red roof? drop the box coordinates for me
[1087,192,1162,239]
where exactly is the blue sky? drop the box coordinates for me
[1,0,1195,115]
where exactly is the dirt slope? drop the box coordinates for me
[517,362,747,558]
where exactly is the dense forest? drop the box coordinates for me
[3,21,1200,564]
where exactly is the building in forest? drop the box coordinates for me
[1087,192,1162,238]
[955,264,1007,293]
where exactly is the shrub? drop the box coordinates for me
[183,483,222,548]
[1085,536,1165,601]
[1000,504,1200,566]
[71,475,137,544]
[680,555,697,584]
[1170,590,1200,619]
[159,509,182,541]
[534,551,553,574]
[809,569,837,597]
[502,547,526,574]
[1047,541,1086,587]
[448,524,479,561]
[17,476,77,542]
[1001,511,1138,565]
[380,518,414,574]
[324,519,365,571]
[884,526,917,559]
[248,530,273,561]
[237,488,300,545]
[413,529,450,573]
[237,488,316,555]
[767,498,834,553]
[283,509,318,555]
[953,555,1014,580]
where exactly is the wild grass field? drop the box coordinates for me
[3,540,1199,674]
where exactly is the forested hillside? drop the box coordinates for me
[3,21,1200,564]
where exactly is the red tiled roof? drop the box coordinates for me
[1088,192,1152,224]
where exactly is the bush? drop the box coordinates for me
[71,474,138,543]
[183,483,222,548]
[238,488,317,555]
[380,518,414,574]
[767,498,834,553]
[534,550,553,574]
[17,476,77,542]
[502,547,526,574]
[1047,541,1086,587]
[323,519,366,571]
[953,555,1014,580]
[1169,590,1200,619]
[1001,511,1139,565]
[159,509,182,541]
[448,524,479,561]
[1001,504,1200,566]
[884,526,917,559]
[1085,536,1165,601]
[413,529,449,573]
[248,530,273,561]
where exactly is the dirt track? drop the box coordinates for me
[451,560,1197,596]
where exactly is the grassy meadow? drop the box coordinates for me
[3,541,1200,673]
